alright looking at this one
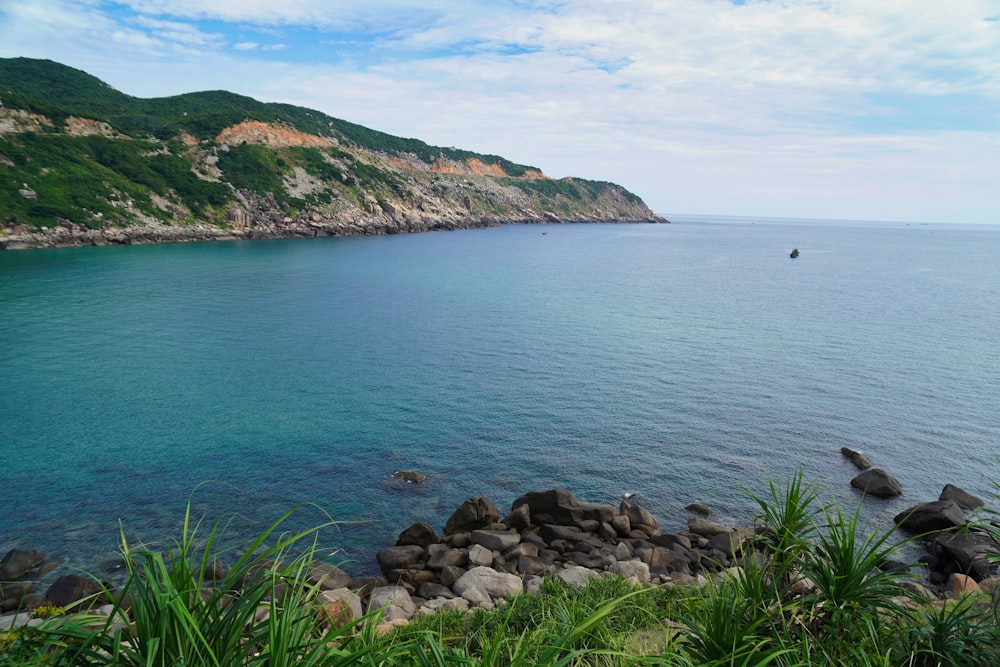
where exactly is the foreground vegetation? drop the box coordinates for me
[2,474,999,666]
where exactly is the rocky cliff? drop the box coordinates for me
[0,58,665,250]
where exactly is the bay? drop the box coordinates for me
[2,217,999,575]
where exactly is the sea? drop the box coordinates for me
[2,215,999,578]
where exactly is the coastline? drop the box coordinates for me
[0,212,668,251]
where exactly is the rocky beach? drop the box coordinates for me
[3,456,998,634]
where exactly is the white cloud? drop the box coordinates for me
[1,0,998,222]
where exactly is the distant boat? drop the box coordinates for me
[789,248,800,258]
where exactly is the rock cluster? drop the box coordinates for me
[3,480,997,633]
[366,489,758,624]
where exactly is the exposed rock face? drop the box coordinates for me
[850,468,903,497]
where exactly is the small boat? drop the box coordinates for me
[789,248,800,258]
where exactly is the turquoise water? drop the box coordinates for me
[2,218,999,575]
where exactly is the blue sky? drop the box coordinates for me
[2,0,998,224]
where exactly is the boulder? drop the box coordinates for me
[45,574,106,609]
[685,503,715,516]
[935,531,1000,581]
[555,565,600,587]
[541,524,587,544]
[453,566,522,599]
[471,529,521,552]
[417,582,455,599]
[620,500,660,536]
[306,562,352,590]
[611,515,631,537]
[444,497,500,535]
[939,484,984,510]
[945,573,980,597]
[850,468,902,498]
[376,545,425,573]
[611,560,651,584]
[426,544,468,570]
[511,489,615,528]
[317,588,363,630]
[708,528,754,560]
[894,500,967,533]
[368,586,416,623]
[651,533,693,550]
[396,521,441,548]
[687,517,732,538]
[468,544,493,567]
[391,470,428,484]
[0,549,45,580]
[439,566,466,588]
[840,447,873,470]
[502,503,531,530]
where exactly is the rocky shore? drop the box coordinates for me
[3,471,998,634]
[0,195,667,251]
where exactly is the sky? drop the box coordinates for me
[1,1,999,224]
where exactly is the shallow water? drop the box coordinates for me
[2,217,999,575]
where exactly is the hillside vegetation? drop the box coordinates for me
[0,58,662,248]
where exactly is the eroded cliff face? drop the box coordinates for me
[1,116,665,250]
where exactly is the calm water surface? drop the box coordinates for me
[2,217,999,575]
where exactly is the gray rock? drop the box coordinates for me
[935,531,1000,581]
[688,517,733,538]
[460,584,493,609]
[894,500,967,533]
[504,543,539,560]
[511,489,615,528]
[841,447,873,470]
[502,503,531,530]
[566,551,613,569]
[397,521,441,547]
[444,497,500,535]
[685,503,715,516]
[611,560,651,583]
[0,549,45,580]
[611,515,632,537]
[651,533,693,550]
[708,527,755,560]
[426,544,468,570]
[317,588,363,628]
[439,566,466,588]
[939,484,985,510]
[555,565,600,587]
[417,582,456,599]
[517,555,549,576]
[45,574,105,609]
[541,524,587,543]
[306,562,352,590]
[453,566,523,599]
[620,500,660,536]
[376,545,425,573]
[468,544,493,567]
[850,468,902,497]
[367,586,416,623]
[391,470,428,484]
[471,529,521,552]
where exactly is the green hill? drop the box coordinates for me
[0,58,663,247]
